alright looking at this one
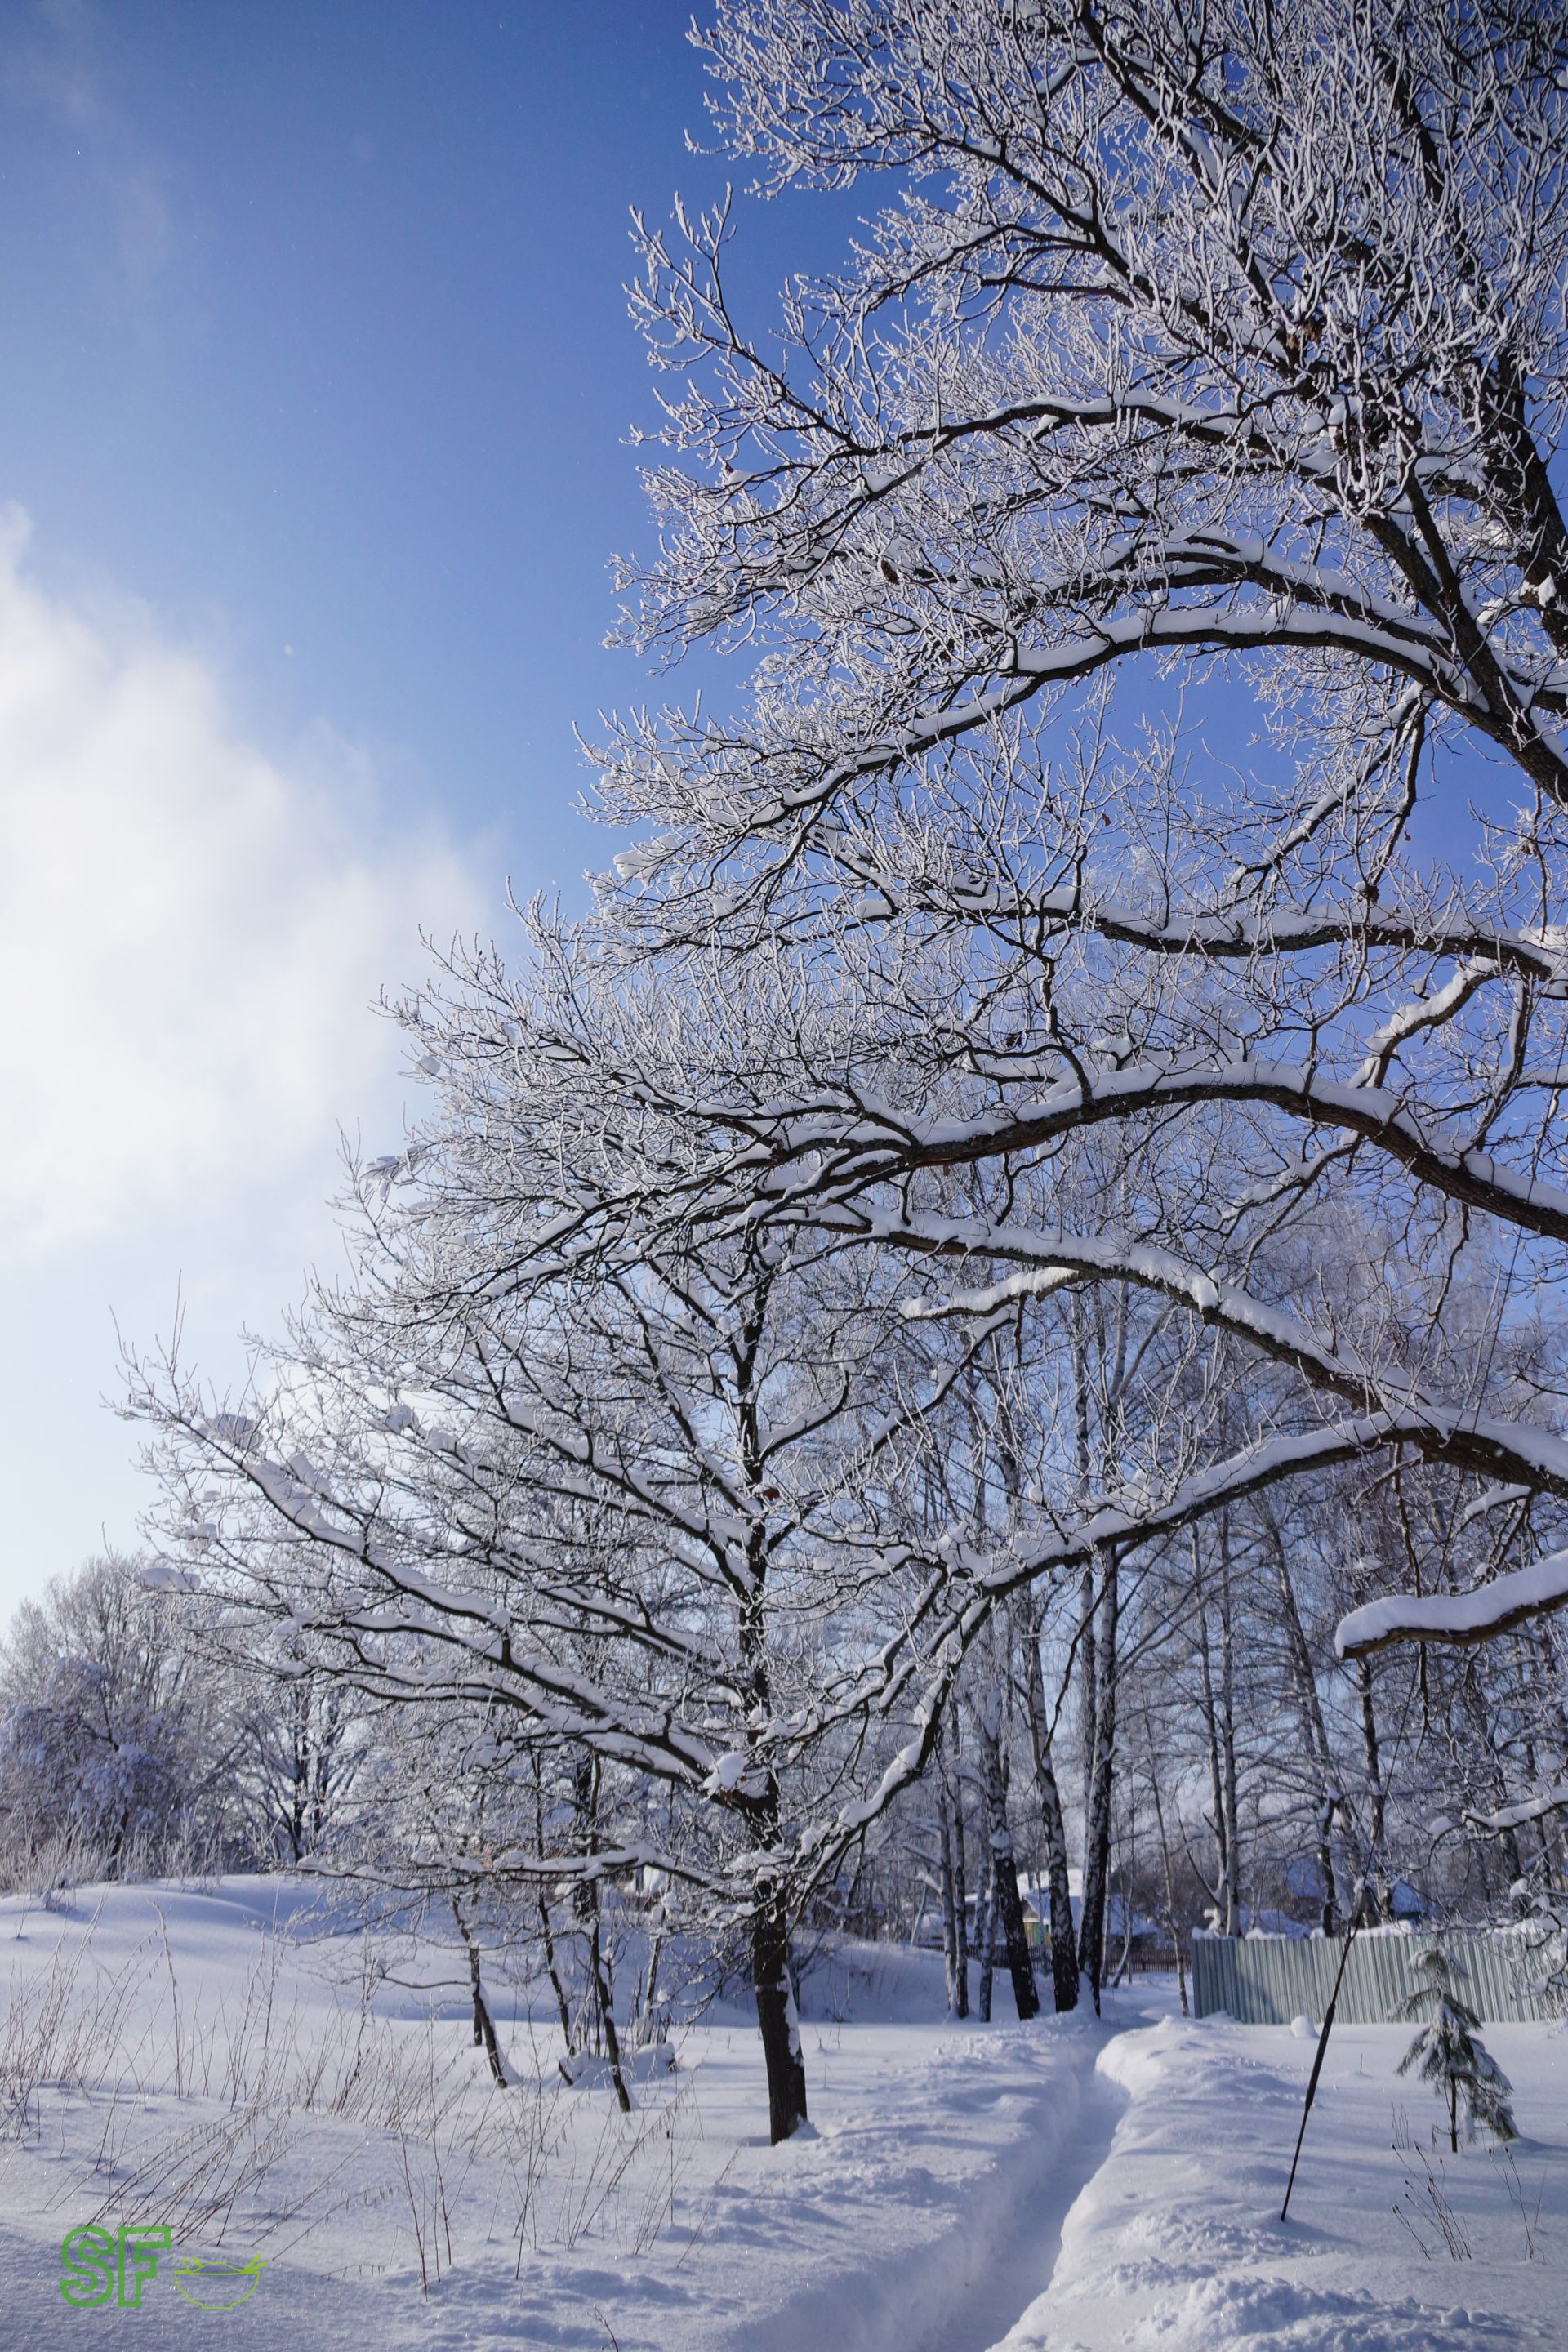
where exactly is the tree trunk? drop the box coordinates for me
[636,1927,667,2047]
[538,1892,574,2048]
[1196,1544,1239,1935]
[938,1799,963,2017]
[978,1703,1040,2021]
[753,1900,808,2144]
[1357,1659,1394,1925]
[455,1898,508,2087]
[532,1759,576,2047]
[1147,1763,1187,2016]
[586,1906,631,2112]
[570,1753,630,2109]
[1039,1744,1080,2015]
[1078,1553,1120,2009]
[943,1737,970,2019]
[1079,1558,1098,1873]
[1024,1628,1079,2012]
[1266,1520,1343,1931]
[733,1262,806,2143]
[1314,1793,1339,1938]
[1110,1798,1136,1989]
[1219,1570,1241,1935]
[975,1848,996,2024]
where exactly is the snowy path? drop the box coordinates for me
[937,2052,1129,2352]
[711,2007,1132,2352]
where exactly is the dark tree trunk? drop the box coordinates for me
[1316,1793,1339,1940]
[1078,1554,1120,2009]
[636,1928,667,2046]
[568,1752,630,2109]
[942,1733,970,2018]
[538,1893,574,2047]
[734,1259,807,2144]
[993,1837,1040,2021]
[1039,1747,1080,2015]
[531,1761,575,2048]
[752,1902,808,2144]
[587,1911,630,2113]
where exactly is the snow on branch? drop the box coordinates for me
[1467,1785,1568,1835]
[1336,1548,1568,1659]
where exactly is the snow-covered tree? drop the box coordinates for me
[0,1554,238,1882]
[120,0,1568,2035]
[581,0,1568,1674]
[1395,1944,1517,2151]
[234,1659,367,1865]
[128,951,1038,2138]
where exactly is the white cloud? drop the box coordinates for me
[0,513,492,1610]
[0,510,486,1257]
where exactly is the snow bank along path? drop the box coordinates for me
[998,2015,1568,2352]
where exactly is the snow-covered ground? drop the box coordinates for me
[1034,2016,1566,2350]
[1,1878,1564,2349]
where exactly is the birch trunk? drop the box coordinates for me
[1195,1548,1239,1935]
[975,1848,996,2024]
[1146,1761,1188,2016]
[454,1898,508,2087]
[938,1798,962,2017]
[1357,1659,1394,1925]
[1078,1553,1120,2009]
[1219,1570,1241,1936]
[1024,1626,1079,2012]
[976,1703,1040,2021]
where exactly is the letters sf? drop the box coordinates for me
[60,2225,265,2310]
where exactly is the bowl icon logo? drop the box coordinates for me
[172,2254,266,2310]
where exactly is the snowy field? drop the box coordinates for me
[1,1879,1564,2350]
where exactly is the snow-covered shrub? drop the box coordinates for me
[1394,1946,1517,2153]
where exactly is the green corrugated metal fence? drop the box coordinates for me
[1191,1925,1562,2025]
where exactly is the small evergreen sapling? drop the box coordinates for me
[1394,1948,1517,2154]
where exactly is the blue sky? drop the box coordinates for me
[0,0,746,860]
[0,0,832,1609]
